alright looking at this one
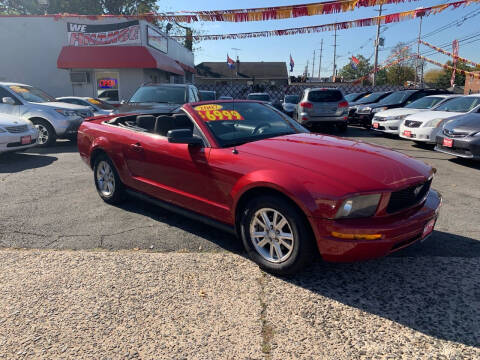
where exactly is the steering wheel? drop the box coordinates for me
[252,122,272,135]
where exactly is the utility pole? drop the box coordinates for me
[332,28,337,81]
[415,15,424,87]
[318,39,323,79]
[372,3,383,86]
[312,50,316,80]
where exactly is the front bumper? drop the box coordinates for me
[350,112,373,125]
[54,117,84,137]
[299,113,347,126]
[310,189,442,262]
[435,135,480,159]
[371,119,402,134]
[399,124,437,143]
[0,128,38,153]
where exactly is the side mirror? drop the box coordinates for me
[2,97,16,105]
[167,129,203,146]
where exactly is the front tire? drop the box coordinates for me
[240,195,315,275]
[32,119,56,147]
[93,154,125,204]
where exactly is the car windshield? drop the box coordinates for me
[129,86,186,104]
[356,92,387,104]
[345,93,360,102]
[378,91,415,105]
[195,102,307,147]
[8,85,55,103]
[434,96,480,112]
[307,90,343,102]
[284,95,299,104]
[200,91,216,101]
[405,96,444,109]
[87,98,115,110]
[247,94,271,101]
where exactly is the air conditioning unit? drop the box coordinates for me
[70,71,89,84]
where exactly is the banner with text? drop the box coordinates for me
[68,20,140,46]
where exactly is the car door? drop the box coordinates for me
[122,115,229,221]
[0,87,21,117]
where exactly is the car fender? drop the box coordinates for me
[21,107,58,129]
[231,169,319,221]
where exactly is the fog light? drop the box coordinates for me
[331,231,382,240]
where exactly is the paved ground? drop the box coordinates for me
[1,127,479,359]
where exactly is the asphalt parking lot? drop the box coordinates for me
[1,127,479,359]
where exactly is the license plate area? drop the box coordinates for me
[443,138,453,148]
[20,136,31,145]
[403,130,411,137]
[373,122,379,129]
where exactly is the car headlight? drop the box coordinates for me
[472,131,480,137]
[55,109,78,117]
[424,118,444,128]
[335,194,382,219]
[372,107,388,113]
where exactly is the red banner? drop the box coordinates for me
[419,39,480,68]
[418,55,480,79]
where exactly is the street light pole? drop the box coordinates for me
[372,4,383,86]
[415,16,424,87]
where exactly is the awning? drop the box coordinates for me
[175,61,196,74]
[57,46,184,75]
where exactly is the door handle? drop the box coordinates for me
[129,143,144,152]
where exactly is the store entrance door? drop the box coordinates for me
[95,71,120,104]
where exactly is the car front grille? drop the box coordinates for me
[386,179,432,214]
[443,129,468,138]
[6,125,28,133]
[77,110,93,118]
[404,120,422,128]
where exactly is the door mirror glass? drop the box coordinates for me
[2,97,16,105]
[167,129,203,146]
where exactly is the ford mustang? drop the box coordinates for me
[78,100,442,275]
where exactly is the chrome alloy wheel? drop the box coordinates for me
[249,208,295,263]
[96,160,115,197]
[35,124,49,145]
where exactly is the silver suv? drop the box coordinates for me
[0,82,93,146]
[295,88,349,131]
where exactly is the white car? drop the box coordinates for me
[56,97,115,116]
[371,95,460,135]
[399,94,480,144]
[0,114,38,154]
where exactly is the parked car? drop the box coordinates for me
[372,95,460,135]
[247,93,272,105]
[348,91,392,124]
[97,89,119,104]
[0,82,93,146]
[356,89,449,128]
[0,113,38,154]
[199,90,216,101]
[281,94,300,116]
[218,96,233,100]
[399,94,480,144]
[295,88,349,131]
[435,112,480,160]
[344,91,371,103]
[78,100,441,274]
[56,97,116,116]
[115,83,200,115]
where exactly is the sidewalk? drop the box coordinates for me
[0,249,478,359]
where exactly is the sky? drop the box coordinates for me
[159,0,480,76]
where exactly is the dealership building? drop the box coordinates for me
[0,16,195,101]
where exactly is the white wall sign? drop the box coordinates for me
[147,26,168,54]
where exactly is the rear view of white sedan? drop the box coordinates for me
[0,114,38,154]
[399,94,480,144]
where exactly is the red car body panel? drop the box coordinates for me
[78,100,441,262]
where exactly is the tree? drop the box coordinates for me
[0,0,40,14]
[338,55,372,82]
[434,61,474,88]
[381,43,417,85]
[424,69,443,85]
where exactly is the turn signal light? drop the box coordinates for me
[331,231,382,240]
[300,102,313,109]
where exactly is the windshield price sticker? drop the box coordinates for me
[196,109,244,121]
[9,85,29,93]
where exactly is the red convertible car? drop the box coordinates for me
[78,100,442,274]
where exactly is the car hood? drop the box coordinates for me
[375,108,423,117]
[34,102,91,111]
[0,114,31,127]
[405,110,464,123]
[443,113,480,135]
[239,133,431,194]
[114,102,181,114]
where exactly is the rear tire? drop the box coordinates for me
[93,154,125,204]
[32,119,56,147]
[240,195,315,275]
